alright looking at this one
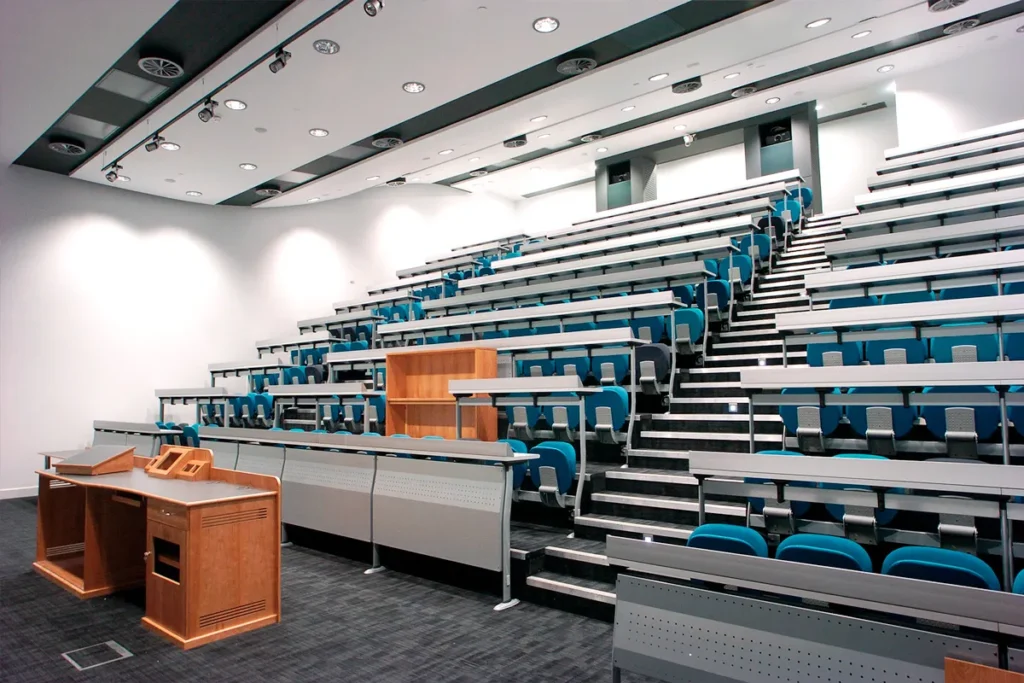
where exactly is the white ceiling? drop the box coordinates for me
[67,0,682,203]
[0,0,175,166]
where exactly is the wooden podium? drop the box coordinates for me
[35,447,280,649]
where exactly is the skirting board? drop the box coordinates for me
[1,486,37,500]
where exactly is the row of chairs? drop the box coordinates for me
[505,386,630,444]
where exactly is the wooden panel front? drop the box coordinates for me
[84,488,147,593]
[946,659,1024,683]
[148,500,188,529]
[35,475,86,590]
[146,520,188,639]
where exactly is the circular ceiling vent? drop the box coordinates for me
[254,185,283,198]
[372,133,404,149]
[386,177,407,187]
[580,133,603,143]
[138,55,184,79]
[928,0,970,11]
[731,85,758,98]
[943,17,980,34]
[47,137,86,155]
[504,135,528,148]
[672,77,703,94]
[556,56,598,76]
[469,169,489,177]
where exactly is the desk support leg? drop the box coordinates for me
[494,466,519,611]
[782,336,788,368]
[697,477,706,527]
[365,457,386,575]
[1000,392,1011,466]
[455,400,463,440]
[573,400,587,522]
[1000,504,1013,592]
[748,397,756,455]
[624,347,637,468]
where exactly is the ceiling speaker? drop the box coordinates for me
[372,133,404,149]
[943,17,980,34]
[928,0,969,10]
[504,135,528,149]
[672,76,702,94]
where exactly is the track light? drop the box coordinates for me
[145,135,164,152]
[268,49,291,74]
[364,0,383,17]
[682,133,696,147]
[198,99,218,123]
[105,164,123,183]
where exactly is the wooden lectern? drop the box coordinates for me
[35,446,281,649]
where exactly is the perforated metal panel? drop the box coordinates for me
[281,450,374,541]
[613,575,998,683]
[207,441,239,470]
[124,433,158,457]
[236,443,285,478]
[92,430,127,447]
[372,457,505,570]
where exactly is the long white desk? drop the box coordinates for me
[255,330,336,356]
[740,361,1024,390]
[804,249,1024,303]
[884,119,1024,161]
[332,289,420,314]
[397,251,486,279]
[856,166,1024,213]
[824,214,1024,267]
[296,309,383,334]
[367,270,454,296]
[869,145,1024,192]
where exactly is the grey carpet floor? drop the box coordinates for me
[0,498,651,682]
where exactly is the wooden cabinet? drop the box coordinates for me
[145,520,187,638]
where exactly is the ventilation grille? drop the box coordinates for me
[201,507,268,528]
[580,133,603,143]
[929,0,970,11]
[504,135,527,148]
[137,56,183,79]
[48,139,86,155]
[469,169,488,177]
[672,77,702,94]
[556,57,597,76]
[254,186,282,198]
[47,542,85,558]
[199,600,266,628]
[372,134,403,149]
[731,86,758,98]
[943,17,980,35]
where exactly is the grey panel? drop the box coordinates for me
[614,575,998,683]
[207,441,239,470]
[372,457,505,571]
[53,468,273,504]
[91,431,128,447]
[1010,647,1024,674]
[281,450,374,541]
[236,443,285,478]
[124,433,159,457]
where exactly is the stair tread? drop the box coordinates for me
[605,468,698,485]
[526,571,616,602]
[591,491,746,516]
[642,430,784,442]
[626,447,690,460]
[576,513,696,539]
[652,413,781,422]
[705,351,806,361]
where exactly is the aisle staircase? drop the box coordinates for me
[522,219,846,612]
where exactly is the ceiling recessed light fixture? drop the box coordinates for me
[765,96,781,105]
[530,167,541,172]
[533,16,559,33]
[530,115,548,123]
[621,105,635,112]
[239,163,258,170]
[852,30,872,39]
[312,39,340,55]
[439,149,454,155]
[469,157,481,163]
[806,17,831,28]
[877,64,895,73]
[307,197,320,203]
[186,191,202,197]
[649,73,669,82]
[224,99,247,110]
[724,72,740,79]
[309,128,330,137]
[1017,24,1024,33]
[367,175,380,181]
[254,127,268,134]
[160,141,180,151]
[674,124,687,131]
[538,133,551,139]
[597,147,608,153]
[815,104,824,111]
[403,81,426,93]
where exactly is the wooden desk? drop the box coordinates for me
[34,456,280,649]
[946,658,1024,682]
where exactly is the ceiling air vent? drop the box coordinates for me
[386,177,407,187]
[928,0,970,11]
[731,85,758,98]
[254,185,283,197]
[943,17,980,34]
[47,137,86,155]
[137,55,184,79]
[556,55,598,76]
[504,135,528,149]
[672,76,703,94]
[469,169,488,177]
[372,133,404,149]
[580,133,603,143]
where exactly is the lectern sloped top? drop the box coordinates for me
[54,445,134,476]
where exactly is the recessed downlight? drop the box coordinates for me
[309,128,330,137]
[621,105,635,112]
[307,197,320,203]
[530,167,541,172]
[597,147,608,153]
[403,81,426,93]
[724,72,740,79]
[439,149,453,155]
[367,175,380,181]
[239,163,258,170]
[533,16,559,33]
[530,115,548,123]
[224,99,247,110]
[538,133,551,139]
[649,73,669,82]
[1017,24,1024,33]
[674,124,687,131]
[469,157,481,163]
[313,39,340,55]
[852,30,872,39]
[877,64,895,73]
[765,96,781,105]
[806,17,831,28]
[186,191,202,197]
[160,141,180,151]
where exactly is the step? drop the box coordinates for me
[652,413,781,423]
[717,329,782,341]
[605,468,698,486]
[785,243,826,254]
[775,253,828,266]
[641,430,784,444]
[712,339,785,350]
[761,269,806,282]
[544,544,609,567]
[704,351,806,363]
[575,513,695,542]
[525,571,616,604]
[756,278,805,292]
[625,448,690,463]
[747,293,806,306]
[736,303,809,317]
[773,263,830,275]
[676,380,743,389]
[725,318,776,330]
[591,492,746,518]
[672,394,747,403]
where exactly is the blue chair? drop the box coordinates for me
[695,280,731,321]
[630,316,666,344]
[506,394,541,440]
[865,327,927,365]
[930,323,999,363]
[717,254,753,287]
[758,215,787,243]
[776,534,872,572]
[500,439,529,490]
[881,547,999,590]
[179,423,201,448]
[807,333,862,367]
[507,327,534,338]
[252,393,274,428]
[528,441,576,500]
[939,284,999,301]
[282,367,306,385]
[788,186,813,210]
[673,308,705,355]
[779,388,841,450]
[367,395,385,432]
[1010,386,1024,436]
[823,454,899,526]
[687,524,768,557]
[585,387,629,442]
[747,450,812,517]
[920,385,1000,443]
[482,330,509,340]
[553,352,590,382]
[349,340,369,351]
[520,358,554,377]
[1014,569,1024,594]
[739,232,772,270]
[591,350,629,385]
[542,393,582,437]
[845,387,916,450]
[672,284,695,306]
[773,197,802,224]
[881,291,935,306]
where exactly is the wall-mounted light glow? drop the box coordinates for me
[648,73,669,82]
[877,64,895,73]
[224,99,247,110]
[806,17,831,28]
[852,30,872,39]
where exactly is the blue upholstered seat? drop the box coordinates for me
[881,546,999,590]
[585,386,629,431]
[807,333,862,366]
[717,254,753,285]
[773,197,802,223]
[695,280,731,313]
[940,284,1000,301]
[541,393,582,432]
[746,450,812,516]
[1010,386,1024,436]
[553,353,590,382]
[1014,569,1024,594]
[779,388,841,437]
[845,387,916,440]
[591,351,629,385]
[687,523,768,557]
[673,308,706,344]
[499,439,529,490]
[739,232,772,267]
[630,316,666,344]
[776,534,872,572]
[520,358,554,377]
[787,186,813,210]
[920,385,1000,440]
[504,394,541,431]
[823,454,899,525]
[930,323,999,363]
[865,327,927,365]
[672,284,695,306]
[528,441,576,495]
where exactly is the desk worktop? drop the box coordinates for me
[38,467,276,506]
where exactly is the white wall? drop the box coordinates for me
[895,43,1024,150]
[817,105,899,214]
[514,181,596,235]
[656,144,747,202]
[0,165,516,496]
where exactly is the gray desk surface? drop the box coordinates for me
[39,467,276,505]
[52,445,131,467]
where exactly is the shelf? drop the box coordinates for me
[389,398,456,405]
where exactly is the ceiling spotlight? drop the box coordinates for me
[240,163,258,170]
[197,99,218,123]
[877,64,895,73]
[674,124,687,131]
[724,72,741,79]
[367,175,380,181]
[621,105,635,112]
[469,157,481,163]
[533,16,559,33]
[852,30,872,39]
[145,135,165,152]
[928,0,970,11]
[364,0,383,17]
[309,128,330,137]
[682,133,696,147]
[116,175,131,183]
[596,147,608,153]
[649,73,669,82]
[439,149,454,155]
[530,115,548,123]
[766,96,781,105]
[307,197,320,203]
[186,191,203,197]
[538,134,551,139]
[403,81,426,93]
[268,48,291,74]
[105,164,122,183]
[806,17,831,28]
[160,141,180,151]
[224,99,247,110]
[312,39,340,55]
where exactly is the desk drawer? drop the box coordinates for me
[148,502,188,529]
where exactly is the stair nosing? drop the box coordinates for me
[641,430,784,443]
[591,491,746,516]
[575,514,694,540]
[544,546,609,566]
[526,574,616,604]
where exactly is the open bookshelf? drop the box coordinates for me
[385,347,497,440]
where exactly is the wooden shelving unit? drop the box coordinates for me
[385,347,497,440]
